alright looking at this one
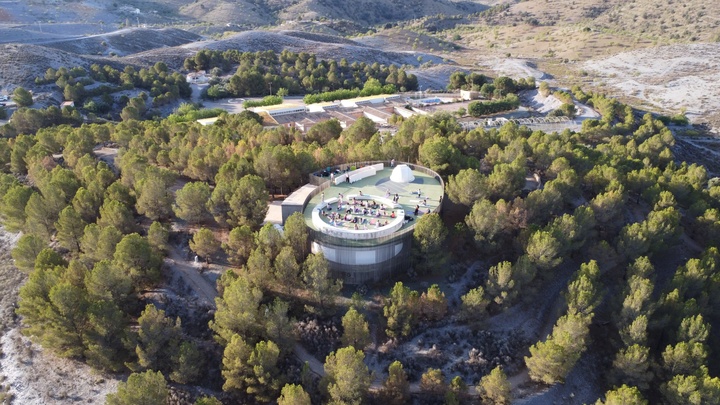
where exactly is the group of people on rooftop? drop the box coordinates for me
[319,184,441,232]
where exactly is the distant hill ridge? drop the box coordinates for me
[0,0,489,28]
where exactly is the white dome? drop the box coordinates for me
[390,164,415,183]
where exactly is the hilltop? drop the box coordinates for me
[0,0,488,29]
[0,44,120,90]
[42,28,202,57]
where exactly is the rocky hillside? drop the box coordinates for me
[42,28,202,57]
[0,0,489,29]
[276,0,486,25]
[0,27,204,90]
[0,44,124,90]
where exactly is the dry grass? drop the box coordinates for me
[385,0,720,62]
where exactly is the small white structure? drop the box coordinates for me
[460,90,480,100]
[186,71,209,84]
[390,164,415,183]
[334,163,384,185]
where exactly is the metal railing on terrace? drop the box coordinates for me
[303,161,445,245]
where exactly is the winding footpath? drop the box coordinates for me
[164,243,328,377]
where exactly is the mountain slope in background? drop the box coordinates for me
[0,0,489,28]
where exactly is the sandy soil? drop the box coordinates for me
[478,58,549,81]
[1,328,119,404]
[0,227,120,404]
[407,65,466,92]
[583,43,720,126]
[523,90,564,114]
[92,146,118,171]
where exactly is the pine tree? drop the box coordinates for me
[302,253,342,312]
[55,206,86,253]
[133,304,181,372]
[419,368,447,397]
[420,284,448,321]
[221,334,252,393]
[277,384,311,405]
[322,347,371,405]
[381,361,410,405]
[478,366,511,404]
[106,370,168,405]
[565,260,602,317]
[224,225,255,266]
[525,312,591,384]
[97,199,135,234]
[147,221,170,253]
[341,307,371,350]
[595,385,647,405]
[460,286,489,324]
[485,261,517,308]
[112,233,161,289]
[170,340,203,384]
[173,181,211,223]
[611,344,653,390]
[189,228,220,262]
[210,275,263,345]
[11,234,46,273]
[283,211,309,261]
[383,282,419,338]
[274,246,300,292]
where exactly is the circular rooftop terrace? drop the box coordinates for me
[303,163,444,243]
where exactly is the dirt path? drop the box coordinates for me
[166,245,218,306]
[291,341,325,377]
[673,136,720,176]
[92,147,119,174]
[165,242,329,378]
[678,137,720,160]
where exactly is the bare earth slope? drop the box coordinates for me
[506,0,720,44]
[43,28,202,57]
[278,0,487,25]
[0,44,123,90]
[0,27,206,89]
[0,0,489,28]
[0,228,120,404]
[584,43,720,125]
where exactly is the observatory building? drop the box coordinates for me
[282,161,444,284]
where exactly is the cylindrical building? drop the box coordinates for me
[283,161,444,284]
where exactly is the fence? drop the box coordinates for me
[307,160,444,212]
[303,161,445,247]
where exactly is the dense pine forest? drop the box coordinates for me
[0,50,719,404]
